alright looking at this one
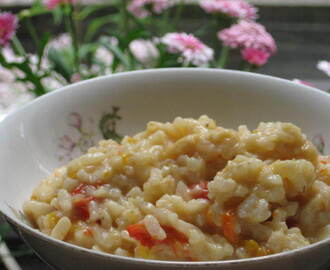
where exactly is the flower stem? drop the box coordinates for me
[119,0,129,40]
[11,36,26,57]
[161,9,170,34]
[218,46,230,68]
[173,0,184,29]
[26,17,39,49]
[65,4,80,74]
[25,17,43,68]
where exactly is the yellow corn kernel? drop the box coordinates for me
[126,137,137,144]
[121,153,128,163]
[46,211,60,229]
[135,245,154,259]
[244,240,269,257]
[101,168,113,180]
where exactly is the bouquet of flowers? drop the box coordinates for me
[0,0,280,117]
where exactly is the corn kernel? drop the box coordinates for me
[47,211,60,229]
[126,137,137,144]
[244,239,269,257]
[135,245,154,259]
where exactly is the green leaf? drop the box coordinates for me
[76,5,107,21]
[99,37,131,70]
[52,7,64,25]
[127,28,151,42]
[19,0,48,19]
[85,14,120,42]
[111,57,120,73]
[127,12,147,30]
[47,48,73,82]
[79,43,98,59]
[37,32,51,68]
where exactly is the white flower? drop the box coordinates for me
[0,80,34,120]
[47,33,72,51]
[129,39,159,66]
[317,60,330,77]
[95,47,114,67]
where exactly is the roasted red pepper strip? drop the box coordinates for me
[73,196,95,221]
[127,224,156,247]
[221,210,239,245]
[127,224,188,248]
[162,226,188,244]
[189,181,209,200]
[71,183,104,196]
[71,183,88,195]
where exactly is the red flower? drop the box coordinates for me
[0,12,18,47]
[241,47,270,66]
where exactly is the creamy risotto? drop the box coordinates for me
[23,116,330,261]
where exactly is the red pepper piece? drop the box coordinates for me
[127,224,156,247]
[73,196,94,221]
[189,181,209,200]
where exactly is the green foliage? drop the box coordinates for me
[85,14,120,42]
[1,0,256,98]
[48,48,74,82]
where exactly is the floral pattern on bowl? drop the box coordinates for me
[57,106,122,162]
[312,134,326,155]
[57,107,327,164]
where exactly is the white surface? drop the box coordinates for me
[1,69,330,269]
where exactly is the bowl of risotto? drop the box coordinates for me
[1,68,330,270]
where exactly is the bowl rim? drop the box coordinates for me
[0,67,328,128]
[1,68,330,266]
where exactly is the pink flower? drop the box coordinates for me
[161,32,214,66]
[0,12,18,46]
[292,79,314,87]
[200,0,258,20]
[59,135,75,151]
[128,0,172,18]
[129,39,159,65]
[71,73,81,83]
[241,47,270,66]
[218,20,277,54]
[68,112,82,129]
[45,0,76,10]
[317,60,330,77]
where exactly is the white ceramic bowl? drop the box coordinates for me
[1,69,330,270]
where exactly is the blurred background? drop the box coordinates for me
[0,0,329,269]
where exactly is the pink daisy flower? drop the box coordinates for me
[241,47,270,66]
[200,0,258,20]
[218,20,277,54]
[161,32,214,66]
[45,0,76,10]
[127,0,172,18]
[317,60,330,77]
[0,12,18,47]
